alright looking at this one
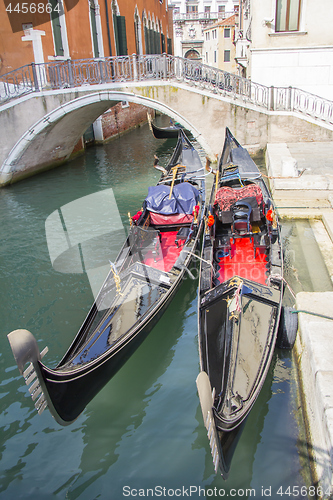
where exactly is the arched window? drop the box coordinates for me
[142,12,149,54]
[134,7,143,55]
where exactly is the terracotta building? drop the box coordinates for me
[1,1,174,148]
[1,0,173,74]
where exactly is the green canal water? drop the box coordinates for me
[0,117,326,499]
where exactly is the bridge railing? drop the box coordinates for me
[1,54,333,127]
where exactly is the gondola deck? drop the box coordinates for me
[215,236,268,286]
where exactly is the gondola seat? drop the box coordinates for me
[214,185,263,224]
[144,183,199,227]
[231,200,252,234]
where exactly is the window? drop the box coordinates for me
[214,51,217,63]
[113,14,128,55]
[224,50,230,62]
[206,52,208,63]
[218,5,225,18]
[50,0,64,56]
[275,0,301,32]
[224,28,230,38]
[186,5,198,13]
[89,0,99,57]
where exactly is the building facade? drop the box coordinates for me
[202,14,237,72]
[235,0,333,99]
[171,0,238,61]
[1,0,173,75]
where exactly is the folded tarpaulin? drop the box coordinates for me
[144,183,200,215]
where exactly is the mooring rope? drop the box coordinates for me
[291,309,333,321]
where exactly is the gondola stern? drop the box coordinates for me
[7,329,73,426]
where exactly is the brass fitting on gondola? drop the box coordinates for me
[110,263,123,296]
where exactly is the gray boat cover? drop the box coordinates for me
[145,183,200,215]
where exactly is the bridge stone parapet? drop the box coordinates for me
[1,55,333,186]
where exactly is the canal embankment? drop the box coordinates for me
[266,142,333,498]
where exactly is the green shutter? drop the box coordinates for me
[50,0,64,56]
[149,29,154,54]
[116,15,128,56]
[155,31,161,54]
[161,33,165,53]
[144,27,149,54]
[90,0,99,57]
[167,38,172,55]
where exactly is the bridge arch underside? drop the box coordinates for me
[2,84,333,186]
[0,91,214,186]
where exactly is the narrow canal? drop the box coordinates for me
[0,116,326,499]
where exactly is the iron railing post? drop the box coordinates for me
[288,86,293,111]
[269,85,275,111]
[67,59,74,87]
[132,54,138,81]
[31,63,39,92]
[98,59,106,83]
[163,53,167,80]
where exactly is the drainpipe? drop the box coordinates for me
[104,0,112,56]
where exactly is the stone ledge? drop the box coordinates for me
[295,292,333,496]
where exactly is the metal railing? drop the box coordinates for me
[1,54,333,127]
[173,11,235,22]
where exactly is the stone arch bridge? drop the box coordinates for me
[1,55,333,186]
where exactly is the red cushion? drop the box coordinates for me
[149,212,193,225]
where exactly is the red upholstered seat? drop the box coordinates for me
[214,185,263,212]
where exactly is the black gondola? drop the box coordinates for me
[148,113,182,139]
[196,128,297,477]
[8,124,205,426]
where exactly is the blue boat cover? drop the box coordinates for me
[144,183,200,215]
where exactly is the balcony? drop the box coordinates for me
[173,11,235,23]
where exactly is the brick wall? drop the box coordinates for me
[101,103,155,141]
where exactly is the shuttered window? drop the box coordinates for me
[167,38,172,55]
[89,0,99,57]
[113,15,128,55]
[156,31,161,54]
[144,26,149,54]
[50,0,64,56]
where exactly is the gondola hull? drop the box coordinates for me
[25,269,186,424]
[197,128,284,477]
